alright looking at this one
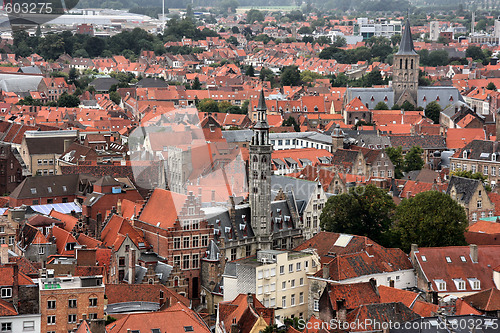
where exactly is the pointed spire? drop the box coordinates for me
[397,19,417,55]
[257,89,267,111]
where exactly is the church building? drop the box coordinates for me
[345,19,464,111]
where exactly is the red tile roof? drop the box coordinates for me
[0,299,17,316]
[106,302,210,333]
[138,189,187,229]
[463,288,500,312]
[413,245,500,293]
[100,215,149,250]
[105,284,189,307]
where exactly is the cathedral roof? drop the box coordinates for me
[397,19,417,56]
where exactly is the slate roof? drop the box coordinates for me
[397,19,417,55]
[89,77,119,92]
[446,175,480,205]
[25,135,77,155]
[271,175,320,203]
[10,174,97,200]
[454,140,500,160]
[389,135,446,151]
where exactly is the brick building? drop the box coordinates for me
[132,189,213,301]
[39,274,105,333]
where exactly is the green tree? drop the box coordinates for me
[393,191,468,252]
[280,66,301,86]
[282,116,300,132]
[300,70,323,83]
[68,68,79,84]
[404,146,424,173]
[57,93,80,108]
[259,67,275,82]
[386,146,404,179]
[191,77,201,90]
[245,65,255,77]
[401,101,416,111]
[374,101,389,110]
[424,101,441,124]
[364,70,384,87]
[320,185,396,247]
[298,26,313,34]
[84,37,105,58]
[466,45,485,61]
[198,98,219,113]
[109,91,121,105]
[246,9,264,23]
[486,82,497,91]
[227,36,239,46]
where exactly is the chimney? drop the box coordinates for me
[12,263,19,309]
[63,139,72,152]
[247,293,254,309]
[128,248,136,284]
[117,199,122,216]
[0,244,8,264]
[470,244,478,263]
[323,261,330,279]
[336,299,347,322]
[369,277,378,294]
[211,190,216,206]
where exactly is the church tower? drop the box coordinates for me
[249,90,273,250]
[393,19,419,107]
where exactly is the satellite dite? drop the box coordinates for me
[128,107,248,217]
[2,0,79,30]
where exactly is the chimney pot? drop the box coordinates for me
[470,244,478,263]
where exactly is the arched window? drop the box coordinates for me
[405,59,408,69]
[174,276,179,287]
[253,156,258,162]
[411,59,414,69]
[262,156,267,163]
[400,59,403,68]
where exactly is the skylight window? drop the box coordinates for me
[30,188,37,194]
[445,256,452,263]
[421,255,427,262]
[460,256,466,262]
[184,327,194,332]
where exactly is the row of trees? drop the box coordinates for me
[10,18,219,60]
[320,185,468,252]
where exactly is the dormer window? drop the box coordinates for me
[468,278,480,290]
[435,280,447,291]
[493,154,497,162]
[463,150,468,159]
[453,279,466,291]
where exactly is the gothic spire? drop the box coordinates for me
[397,19,417,55]
[254,89,269,129]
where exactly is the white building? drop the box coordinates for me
[430,21,440,41]
[223,249,321,321]
[0,313,41,333]
[355,18,402,40]
[269,132,333,152]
